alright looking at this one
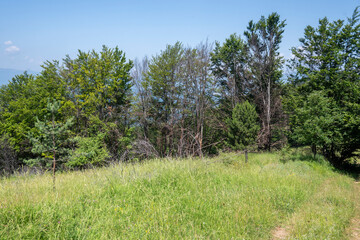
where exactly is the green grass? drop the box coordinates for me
[0,152,357,239]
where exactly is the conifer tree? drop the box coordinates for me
[226,101,260,162]
[30,99,73,190]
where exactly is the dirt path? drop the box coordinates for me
[271,179,360,240]
[347,181,360,240]
[271,226,290,240]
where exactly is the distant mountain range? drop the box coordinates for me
[0,68,38,86]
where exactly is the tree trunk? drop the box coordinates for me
[52,149,56,191]
[199,124,203,159]
[245,148,248,163]
[311,144,317,159]
[267,79,271,151]
[52,113,56,191]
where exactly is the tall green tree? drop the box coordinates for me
[291,91,342,158]
[286,7,360,167]
[0,61,69,160]
[64,45,133,123]
[63,46,134,159]
[0,46,133,168]
[226,101,260,162]
[144,42,185,156]
[244,13,286,150]
[211,34,249,109]
[0,73,37,154]
[211,13,287,151]
[136,42,216,157]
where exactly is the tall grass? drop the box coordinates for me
[0,152,356,239]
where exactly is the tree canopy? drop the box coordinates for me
[285,7,360,167]
[0,8,359,175]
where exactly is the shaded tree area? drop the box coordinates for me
[0,8,359,175]
[284,7,360,169]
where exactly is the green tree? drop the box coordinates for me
[211,13,286,151]
[63,46,134,159]
[64,45,133,122]
[29,99,73,190]
[66,133,109,169]
[211,34,249,108]
[226,101,260,162]
[244,13,286,150]
[0,62,68,160]
[0,46,134,169]
[291,92,342,158]
[0,73,38,155]
[134,42,215,158]
[144,42,185,156]
[286,7,360,167]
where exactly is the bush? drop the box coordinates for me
[66,133,109,169]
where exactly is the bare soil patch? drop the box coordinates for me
[271,226,289,240]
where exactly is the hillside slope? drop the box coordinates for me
[0,152,357,239]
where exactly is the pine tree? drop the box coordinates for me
[29,99,73,190]
[226,101,260,162]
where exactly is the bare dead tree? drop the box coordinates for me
[132,57,151,140]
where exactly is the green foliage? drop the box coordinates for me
[211,34,249,106]
[27,99,73,168]
[67,133,109,169]
[142,42,185,156]
[0,46,134,169]
[286,7,360,165]
[226,101,260,150]
[1,8,359,175]
[64,45,133,121]
[0,73,39,153]
[244,13,287,150]
[145,42,184,122]
[291,92,342,151]
[244,12,285,85]
[63,46,135,160]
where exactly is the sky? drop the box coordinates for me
[0,0,359,74]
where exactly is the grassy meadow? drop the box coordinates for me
[0,151,358,239]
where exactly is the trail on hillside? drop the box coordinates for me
[347,181,360,240]
[271,179,332,240]
[271,178,357,240]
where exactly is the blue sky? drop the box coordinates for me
[0,0,359,73]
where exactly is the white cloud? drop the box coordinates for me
[4,40,13,45]
[5,45,20,53]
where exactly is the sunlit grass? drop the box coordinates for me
[0,152,356,239]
